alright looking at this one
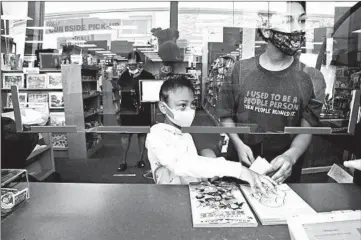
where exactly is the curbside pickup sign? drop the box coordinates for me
[45,18,121,34]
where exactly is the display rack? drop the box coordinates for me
[186,66,202,109]
[203,55,236,125]
[1,86,56,181]
[61,64,104,159]
[0,69,68,158]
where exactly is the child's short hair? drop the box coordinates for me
[159,75,195,103]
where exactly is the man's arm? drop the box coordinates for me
[283,118,312,164]
[217,62,255,164]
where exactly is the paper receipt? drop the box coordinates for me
[250,156,272,175]
[327,164,353,184]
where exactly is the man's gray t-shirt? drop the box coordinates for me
[217,55,323,153]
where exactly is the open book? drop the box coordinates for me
[189,181,258,227]
[240,184,316,225]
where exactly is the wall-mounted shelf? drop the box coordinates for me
[1,88,63,91]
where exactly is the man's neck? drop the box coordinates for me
[260,44,294,71]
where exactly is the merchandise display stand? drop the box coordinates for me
[4,86,57,181]
[62,64,103,159]
[1,69,77,159]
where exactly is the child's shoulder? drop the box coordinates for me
[149,123,176,136]
[149,123,169,133]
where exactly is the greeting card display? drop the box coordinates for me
[26,74,48,89]
[240,184,316,225]
[47,73,62,89]
[189,181,258,227]
[2,73,24,89]
[49,92,64,109]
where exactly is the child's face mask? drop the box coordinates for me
[163,103,195,127]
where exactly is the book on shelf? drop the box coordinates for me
[49,92,64,109]
[6,93,27,108]
[28,93,49,104]
[240,184,316,225]
[46,72,62,89]
[49,112,66,126]
[26,74,48,89]
[49,112,68,148]
[189,181,258,228]
[2,73,24,89]
[52,134,68,148]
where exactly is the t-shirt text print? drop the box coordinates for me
[244,91,300,117]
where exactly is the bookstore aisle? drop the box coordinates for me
[54,110,221,183]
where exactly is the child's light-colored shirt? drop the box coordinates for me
[146,123,244,184]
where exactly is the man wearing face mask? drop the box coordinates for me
[116,51,155,172]
[217,1,323,184]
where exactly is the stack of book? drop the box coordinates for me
[189,181,258,227]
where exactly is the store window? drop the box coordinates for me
[1,2,171,159]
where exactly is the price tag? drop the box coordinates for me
[327,164,353,183]
[23,67,40,75]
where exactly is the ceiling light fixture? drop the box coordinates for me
[76,44,97,48]
[88,48,105,51]
[67,40,86,44]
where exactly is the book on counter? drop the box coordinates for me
[240,184,316,225]
[189,181,258,228]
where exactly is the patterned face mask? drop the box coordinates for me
[268,29,305,56]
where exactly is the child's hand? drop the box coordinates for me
[344,159,361,171]
[242,168,278,195]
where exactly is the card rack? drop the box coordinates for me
[203,55,236,125]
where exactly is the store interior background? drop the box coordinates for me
[1,1,361,183]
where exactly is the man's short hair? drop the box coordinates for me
[257,1,307,42]
[159,75,195,103]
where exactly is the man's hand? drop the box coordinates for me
[344,159,361,171]
[266,154,295,184]
[235,142,255,166]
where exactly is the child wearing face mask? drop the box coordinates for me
[145,75,277,194]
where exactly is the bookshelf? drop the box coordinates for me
[0,69,69,155]
[61,64,104,159]
[1,86,56,181]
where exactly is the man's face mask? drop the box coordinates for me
[268,29,305,56]
[163,102,195,128]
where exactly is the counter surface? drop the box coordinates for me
[2,183,361,240]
